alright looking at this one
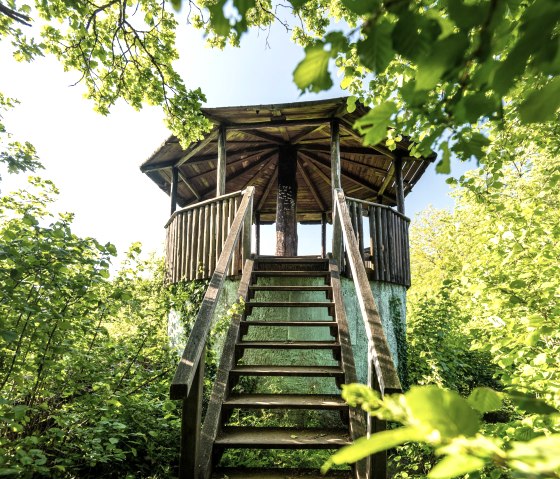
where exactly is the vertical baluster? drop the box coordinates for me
[196,206,204,279]
[209,203,216,276]
[177,213,184,281]
[215,199,222,266]
[228,197,235,276]
[170,217,177,283]
[183,210,192,281]
[404,220,411,287]
[202,204,210,278]
[376,206,384,281]
[385,208,393,283]
[358,202,365,263]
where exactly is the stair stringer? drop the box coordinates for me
[196,258,255,479]
[329,256,368,479]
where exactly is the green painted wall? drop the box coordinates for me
[169,276,407,393]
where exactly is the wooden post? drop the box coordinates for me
[242,191,253,262]
[321,212,327,258]
[170,166,179,215]
[275,146,298,256]
[255,213,261,256]
[331,120,342,263]
[395,155,405,215]
[179,345,205,479]
[217,125,226,197]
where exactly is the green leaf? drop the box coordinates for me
[454,93,499,124]
[341,0,379,15]
[468,387,503,413]
[288,0,310,9]
[447,0,490,30]
[509,279,526,289]
[207,0,230,37]
[347,96,357,113]
[451,132,490,160]
[392,11,434,61]
[0,329,18,343]
[353,101,397,146]
[429,454,486,478]
[416,33,469,91]
[322,426,423,473]
[436,142,451,174]
[293,43,333,93]
[406,385,480,438]
[518,77,560,123]
[506,391,558,414]
[357,20,394,73]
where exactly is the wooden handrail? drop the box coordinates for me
[165,190,244,228]
[333,188,401,397]
[346,196,411,222]
[170,186,254,400]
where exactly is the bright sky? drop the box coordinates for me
[1,19,472,260]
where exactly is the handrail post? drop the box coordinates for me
[242,188,254,262]
[179,345,205,479]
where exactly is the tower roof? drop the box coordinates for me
[141,97,435,222]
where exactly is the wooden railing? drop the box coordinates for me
[345,197,411,287]
[333,188,402,479]
[169,186,254,478]
[165,190,247,283]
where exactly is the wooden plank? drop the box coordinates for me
[179,345,205,479]
[394,155,405,215]
[297,158,326,212]
[179,171,202,201]
[166,190,243,227]
[331,120,342,263]
[223,394,346,409]
[328,257,368,479]
[229,365,344,377]
[215,200,222,267]
[215,427,350,448]
[196,206,204,279]
[170,187,255,400]
[242,192,253,263]
[378,162,394,198]
[184,210,192,281]
[334,189,402,396]
[189,209,198,280]
[321,212,327,259]
[257,163,278,211]
[177,213,184,281]
[209,203,216,276]
[357,202,364,262]
[176,128,219,167]
[170,166,179,215]
[217,125,227,196]
[255,213,261,256]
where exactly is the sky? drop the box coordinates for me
[1,18,473,260]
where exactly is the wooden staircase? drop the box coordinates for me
[198,256,365,479]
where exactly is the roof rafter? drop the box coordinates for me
[296,158,327,212]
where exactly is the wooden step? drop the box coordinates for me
[255,256,327,263]
[242,320,338,328]
[236,341,340,350]
[239,320,338,337]
[223,394,347,410]
[253,271,330,278]
[230,365,344,378]
[249,285,332,292]
[247,301,334,308]
[215,427,350,448]
[212,468,351,478]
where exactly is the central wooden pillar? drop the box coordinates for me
[276,146,298,256]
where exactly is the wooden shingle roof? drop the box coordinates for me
[141,97,435,222]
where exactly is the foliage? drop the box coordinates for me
[1,0,211,147]
[0,171,206,477]
[323,384,559,478]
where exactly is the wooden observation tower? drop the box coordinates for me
[141,97,435,479]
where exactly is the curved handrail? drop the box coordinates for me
[170,186,254,400]
[333,188,401,397]
[346,196,410,223]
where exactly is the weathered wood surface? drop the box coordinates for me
[328,257,368,479]
[196,258,255,479]
[170,186,255,401]
[333,189,402,397]
[345,197,411,287]
[165,190,250,283]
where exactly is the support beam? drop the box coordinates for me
[321,212,327,258]
[176,128,219,167]
[170,166,179,215]
[257,161,278,211]
[217,125,226,197]
[378,162,395,199]
[178,171,201,201]
[296,158,326,212]
[276,146,298,256]
[255,213,261,255]
[394,155,405,215]
[331,120,342,263]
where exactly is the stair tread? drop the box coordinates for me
[255,256,327,262]
[237,341,340,349]
[215,427,350,448]
[243,320,337,327]
[223,393,347,409]
[249,285,332,291]
[247,301,334,307]
[230,365,344,377]
[212,468,350,478]
[253,271,330,276]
